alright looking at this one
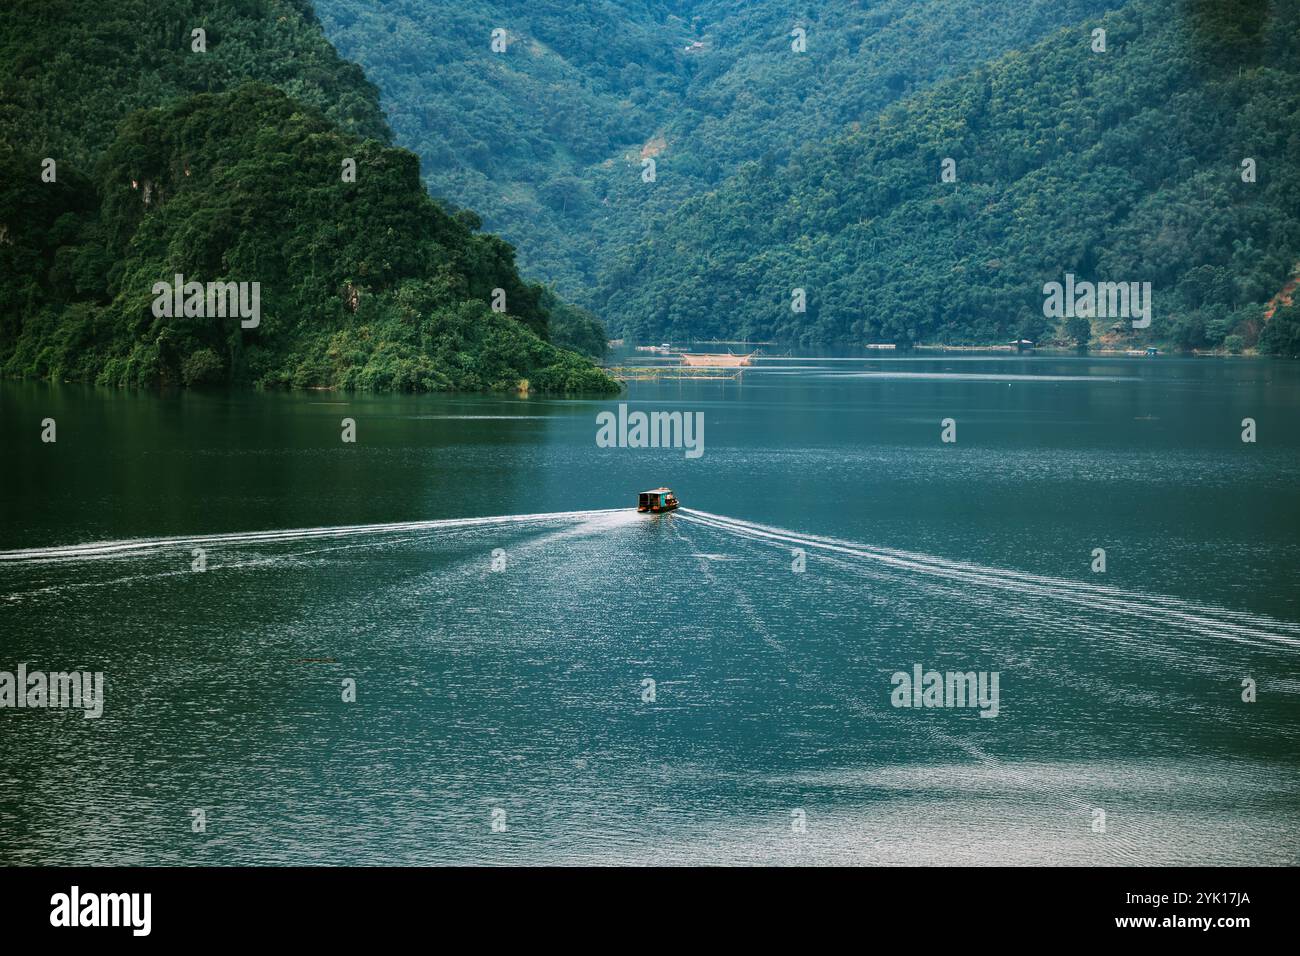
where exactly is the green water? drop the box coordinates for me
[2,352,1298,864]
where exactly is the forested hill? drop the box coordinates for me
[0,0,617,392]
[314,0,1124,296]
[0,0,392,165]
[599,0,1300,353]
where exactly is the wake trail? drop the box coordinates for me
[679,509,1300,652]
[670,517,1105,834]
[9,504,1296,657]
[0,509,625,565]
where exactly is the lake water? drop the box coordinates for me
[2,352,1298,865]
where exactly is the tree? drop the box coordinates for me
[1066,316,1092,348]
[1259,306,1300,358]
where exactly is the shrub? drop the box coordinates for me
[181,348,226,385]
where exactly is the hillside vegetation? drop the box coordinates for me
[316,0,1123,295]
[0,0,617,391]
[598,0,1300,353]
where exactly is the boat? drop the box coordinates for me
[678,351,755,367]
[637,488,680,513]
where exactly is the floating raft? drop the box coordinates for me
[605,366,745,381]
[678,351,756,367]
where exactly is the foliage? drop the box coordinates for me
[1066,317,1093,348]
[0,4,617,394]
[1260,303,1300,357]
[542,289,608,358]
[315,0,1123,298]
[595,0,1300,349]
[0,0,391,166]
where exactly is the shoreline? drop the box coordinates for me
[910,344,1259,357]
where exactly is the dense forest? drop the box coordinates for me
[0,0,616,391]
[0,0,392,164]
[317,0,1300,355]
[598,0,1300,352]
[6,0,1299,366]
[316,0,1124,297]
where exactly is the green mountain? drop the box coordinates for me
[598,0,1300,352]
[0,0,617,391]
[8,0,1298,368]
[0,0,392,165]
[315,0,1125,298]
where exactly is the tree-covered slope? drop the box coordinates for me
[0,0,616,392]
[598,0,1300,352]
[0,0,392,165]
[1,86,616,392]
[315,0,1123,296]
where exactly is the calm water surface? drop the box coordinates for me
[2,352,1298,864]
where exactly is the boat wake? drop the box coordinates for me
[0,509,627,565]
[672,510,1300,840]
[678,509,1300,652]
[6,504,1298,656]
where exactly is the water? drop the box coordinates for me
[2,352,1298,865]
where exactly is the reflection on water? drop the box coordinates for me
[1,354,1298,865]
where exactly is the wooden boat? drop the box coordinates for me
[678,351,755,367]
[637,488,679,513]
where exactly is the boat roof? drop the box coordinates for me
[641,487,673,494]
